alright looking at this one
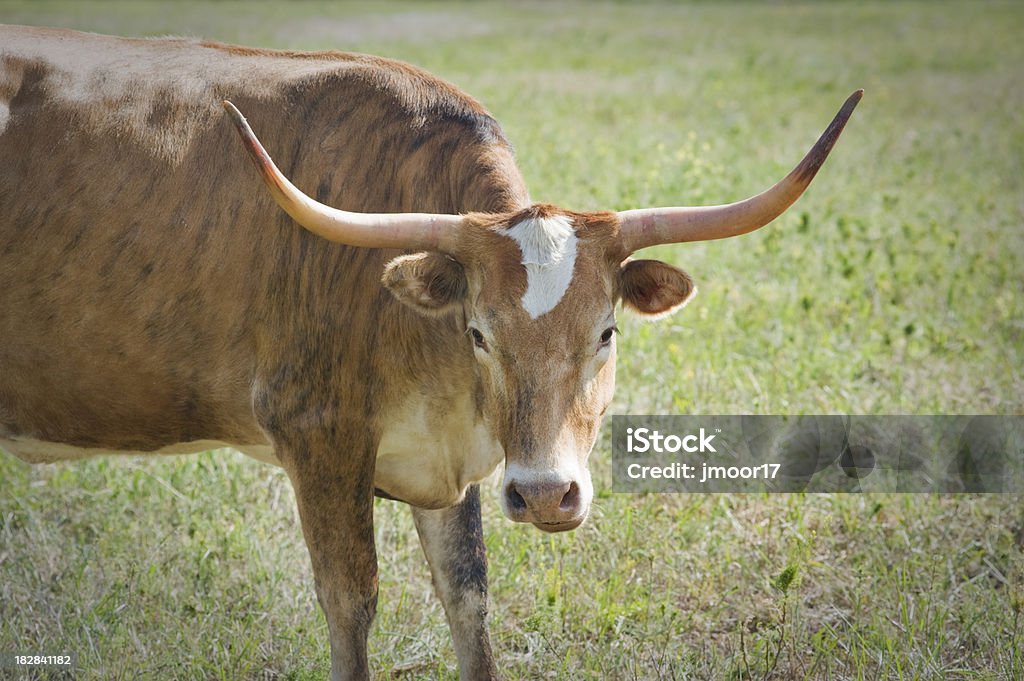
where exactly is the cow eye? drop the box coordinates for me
[599,326,617,347]
[469,327,488,351]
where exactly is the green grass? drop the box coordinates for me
[2,1,1023,679]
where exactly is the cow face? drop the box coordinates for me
[382,205,695,531]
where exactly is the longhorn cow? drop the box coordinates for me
[0,25,860,680]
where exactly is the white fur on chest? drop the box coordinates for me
[375,392,503,509]
[502,215,578,319]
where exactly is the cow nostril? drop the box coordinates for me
[505,484,527,513]
[559,481,580,512]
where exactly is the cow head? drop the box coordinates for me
[377,206,696,531]
[224,90,861,532]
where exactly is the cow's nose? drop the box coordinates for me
[504,479,584,531]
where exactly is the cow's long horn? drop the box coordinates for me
[223,101,464,252]
[617,90,863,253]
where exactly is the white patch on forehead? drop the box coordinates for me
[502,215,578,319]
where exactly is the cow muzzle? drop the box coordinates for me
[500,463,592,532]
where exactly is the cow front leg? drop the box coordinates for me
[412,485,498,680]
[285,452,378,681]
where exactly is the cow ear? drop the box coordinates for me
[619,259,696,318]
[382,252,467,317]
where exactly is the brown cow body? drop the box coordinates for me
[0,26,524,460]
[1,26,528,679]
[0,25,860,680]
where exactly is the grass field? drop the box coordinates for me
[2,1,1023,679]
